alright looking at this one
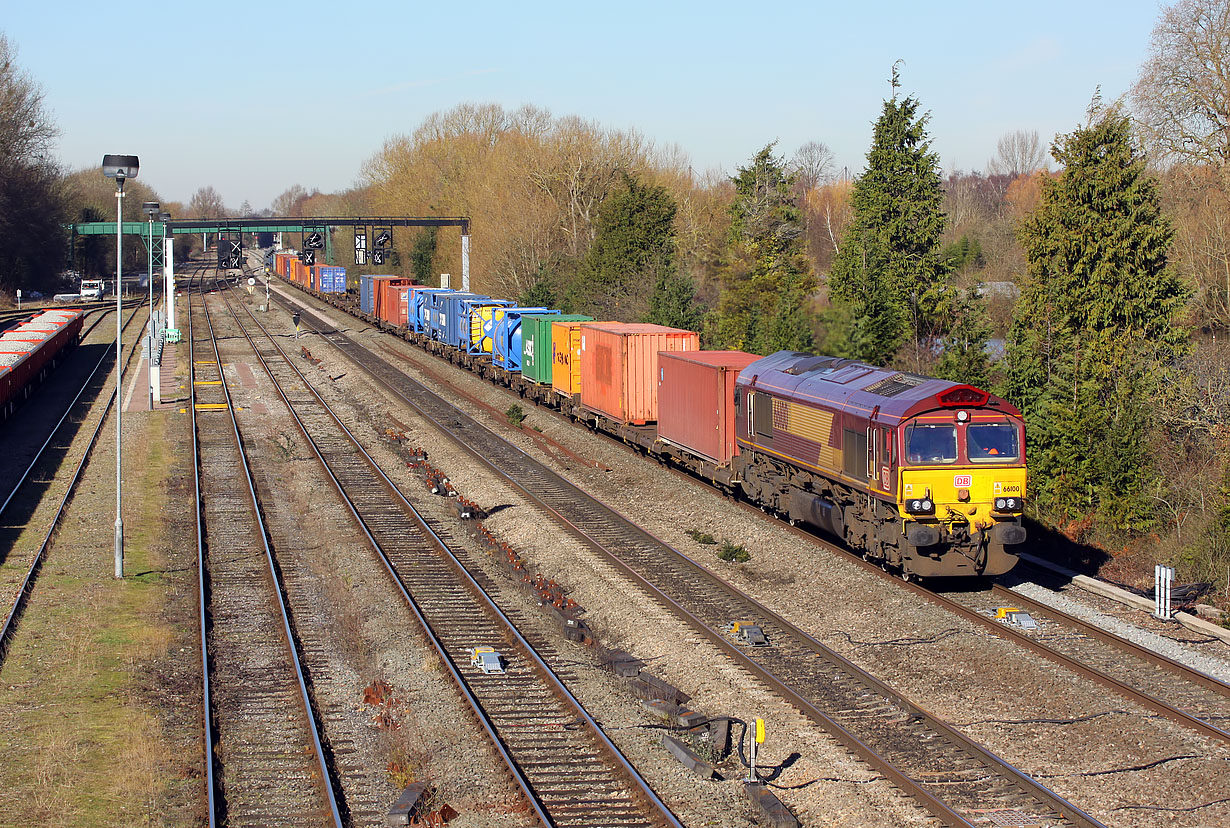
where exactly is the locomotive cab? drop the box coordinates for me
[898,386,1027,577]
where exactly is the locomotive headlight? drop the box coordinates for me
[995,497,1007,510]
[994,497,1023,513]
[956,410,969,422]
[906,498,935,515]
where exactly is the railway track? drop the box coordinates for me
[0,303,145,667]
[276,291,1106,828]
[296,281,1230,752]
[217,277,680,828]
[188,267,344,828]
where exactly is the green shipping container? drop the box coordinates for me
[521,313,591,384]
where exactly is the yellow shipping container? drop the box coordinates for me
[551,319,592,397]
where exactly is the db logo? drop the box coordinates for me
[953,474,973,488]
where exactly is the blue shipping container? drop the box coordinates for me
[410,288,450,333]
[318,266,346,294]
[429,290,475,341]
[494,307,559,371]
[360,274,375,314]
[442,293,489,348]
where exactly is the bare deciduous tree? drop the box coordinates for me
[188,185,227,219]
[271,184,309,216]
[0,34,65,293]
[986,130,1047,177]
[1132,0,1230,169]
[0,34,56,167]
[792,140,835,191]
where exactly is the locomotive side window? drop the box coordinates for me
[843,428,867,478]
[750,392,774,438]
[905,424,957,464]
[967,423,1019,461]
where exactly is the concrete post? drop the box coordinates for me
[461,233,470,291]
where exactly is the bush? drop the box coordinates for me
[505,403,526,428]
[687,528,717,545]
[716,540,750,563]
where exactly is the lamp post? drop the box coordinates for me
[103,154,139,579]
[143,202,160,409]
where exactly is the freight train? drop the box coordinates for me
[0,310,85,420]
[266,252,1026,579]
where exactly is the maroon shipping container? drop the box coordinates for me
[378,284,412,326]
[374,277,414,323]
[658,350,760,465]
[579,322,698,425]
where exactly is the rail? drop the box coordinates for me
[221,279,680,828]
[188,264,344,828]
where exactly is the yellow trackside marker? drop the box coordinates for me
[755,719,765,744]
[194,360,216,365]
[194,403,229,410]
[194,380,222,385]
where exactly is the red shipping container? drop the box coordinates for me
[658,350,760,465]
[374,277,414,323]
[579,322,698,425]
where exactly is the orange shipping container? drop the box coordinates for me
[551,319,605,397]
[579,322,698,424]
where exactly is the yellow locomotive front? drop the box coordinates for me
[897,387,1027,577]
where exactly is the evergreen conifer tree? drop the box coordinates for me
[409,226,438,284]
[645,269,706,331]
[829,92,951,366]
[706,143,816,354]
[569,175,677,320]
[1003,108,1189,528]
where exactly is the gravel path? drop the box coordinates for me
[1006,581,1230,684]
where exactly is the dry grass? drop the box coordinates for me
[0,413,194,828]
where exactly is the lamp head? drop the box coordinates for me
[102,154,139,180]
[159,211,171,222]
[143,201,160,217]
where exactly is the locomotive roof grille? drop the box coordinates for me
[863,372,927,397]
[783,355,865,375]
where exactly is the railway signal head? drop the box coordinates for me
[375,229,392,248]
[305,232,324,250]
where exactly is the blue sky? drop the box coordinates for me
[4,1,1165,210]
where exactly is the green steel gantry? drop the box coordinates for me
[66,216,471,268]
